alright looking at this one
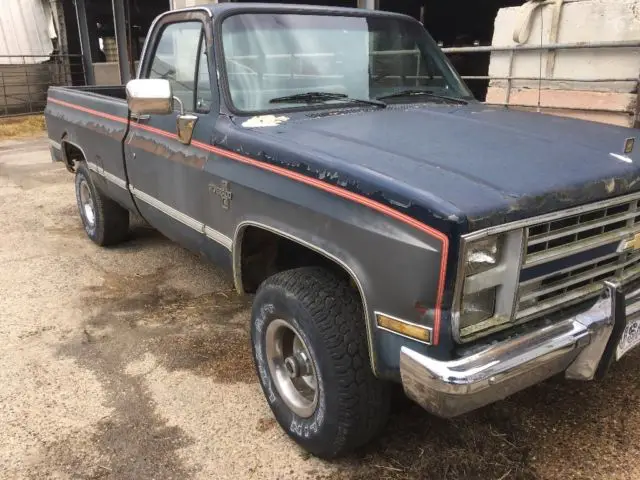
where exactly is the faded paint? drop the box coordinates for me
[241,115,290,128]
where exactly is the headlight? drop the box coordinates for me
[460,287,497,329]
[455,230,525,341]
[465,235,501,276]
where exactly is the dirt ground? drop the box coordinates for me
[1,136,640,480]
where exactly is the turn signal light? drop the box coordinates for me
[376,313,432,344]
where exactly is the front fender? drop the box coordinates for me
[231,201,448,380]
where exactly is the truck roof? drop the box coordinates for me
[185,2,412,20]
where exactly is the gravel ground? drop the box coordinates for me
[1,136,640,480]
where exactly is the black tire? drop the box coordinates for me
[75,163,129,246]
[251,267,390,458]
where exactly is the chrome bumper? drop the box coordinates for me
[400,281,640,418]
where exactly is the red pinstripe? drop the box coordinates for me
[49,97,449,344]
[49,97,127,124]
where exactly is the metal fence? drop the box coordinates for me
[0,54,85,117]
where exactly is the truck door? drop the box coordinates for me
[124,13,223,257]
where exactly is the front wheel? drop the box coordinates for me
[251,267,390,458]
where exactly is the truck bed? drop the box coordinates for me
[44,85,134,212]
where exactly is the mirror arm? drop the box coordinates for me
[172,96,185,116]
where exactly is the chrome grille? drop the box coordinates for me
[517,197,640,321]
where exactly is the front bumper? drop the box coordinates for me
[400,281,640,418]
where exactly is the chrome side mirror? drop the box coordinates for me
[173,96,198,145]
[126,78,173,115]
[126,78,197,145]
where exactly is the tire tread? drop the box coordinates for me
[257,267,390,456]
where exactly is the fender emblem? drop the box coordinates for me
[209,180,233,209]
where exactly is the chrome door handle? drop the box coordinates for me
[130,113,150,123]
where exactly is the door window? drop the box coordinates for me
[147,21,211,112]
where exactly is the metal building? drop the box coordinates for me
[0,0,80,115]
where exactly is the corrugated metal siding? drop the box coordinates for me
[0,0,55,64]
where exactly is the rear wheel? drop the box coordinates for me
[75,163,129,246]
[251,267,390,458]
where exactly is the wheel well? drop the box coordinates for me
[238,226,354,294]
[62,141,85,171]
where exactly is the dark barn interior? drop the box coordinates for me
[61,0,524,99]
[61,0,169,84]
[381,0,524,99]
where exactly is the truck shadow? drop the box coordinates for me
[337,351,640,480]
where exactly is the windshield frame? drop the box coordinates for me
[214,8,474,117]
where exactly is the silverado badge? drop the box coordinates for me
[620,232,640,252]
[209,180,233,209]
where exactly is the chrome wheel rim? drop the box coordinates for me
[79,179,96,227]
[265,319,318,418]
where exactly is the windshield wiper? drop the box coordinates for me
[269,92,386,108]
[376,89,468,104]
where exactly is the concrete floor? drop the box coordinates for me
[2,136,640,480]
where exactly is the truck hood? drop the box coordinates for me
[236,103,639,231]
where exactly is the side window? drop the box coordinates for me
[147,21,204,111]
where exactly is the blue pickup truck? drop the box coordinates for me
[45,3,640,458]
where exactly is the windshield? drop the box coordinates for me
[220,13,473,112]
